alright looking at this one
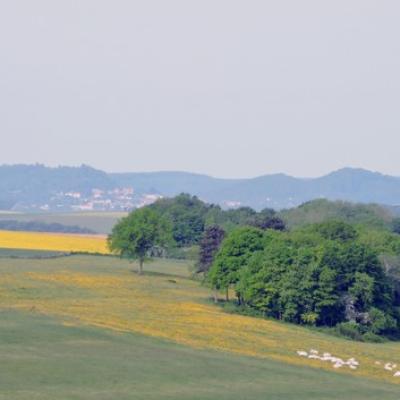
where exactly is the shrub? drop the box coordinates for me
[335,322,362,341]
[362,331,385,343]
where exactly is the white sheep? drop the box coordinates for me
[384,363,393,371]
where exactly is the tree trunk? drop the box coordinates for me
[225,287,229,302]
[213,289,218,303]
[138,259,144,275]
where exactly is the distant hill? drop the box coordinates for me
[1,164,400,211]
[113,168,400,210]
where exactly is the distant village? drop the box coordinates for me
[14,187,163,213]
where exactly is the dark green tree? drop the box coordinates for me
[197,225,225,273]
[392,218,400,235]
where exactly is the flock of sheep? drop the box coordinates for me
[296,349,400,378]
[296,349,359,370]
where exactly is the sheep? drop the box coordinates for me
[384,363,393,371]
[347,359,359,366]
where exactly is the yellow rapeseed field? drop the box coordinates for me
[1,256,400,385]
[0,230,109,254]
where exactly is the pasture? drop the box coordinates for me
[0,254,400,398]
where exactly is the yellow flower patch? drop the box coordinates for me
[0,230,109,254]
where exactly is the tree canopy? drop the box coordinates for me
[108,208,173,274]
[148,194,286,248]
[208,227,264,300]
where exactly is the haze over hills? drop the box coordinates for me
[1,164,400,212]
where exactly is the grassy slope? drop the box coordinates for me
[1,255,400,398]
[1,310,399,400]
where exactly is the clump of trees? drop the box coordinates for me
[208,221,400,340]
[107,194,286,271]
[149,194,286,248]
[280,199,394,230]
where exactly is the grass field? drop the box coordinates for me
[1,254,400,398]
[2,310,399,400]
[0,212,126,234]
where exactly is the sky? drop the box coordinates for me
[0,1,399,178]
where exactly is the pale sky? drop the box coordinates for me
[0,1,399,178]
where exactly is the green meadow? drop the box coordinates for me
[0,254,399,399]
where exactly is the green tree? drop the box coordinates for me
[314,220,358,242]
[208,227,264,301]
[250,209,286,231]
[150,194,209,246]
[108,208,173,274]
[349,272,375,311]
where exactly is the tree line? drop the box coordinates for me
[108,194,400,340]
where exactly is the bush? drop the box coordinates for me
[362,331,385,343]
[335,322,362,341]
[301,312,318,326]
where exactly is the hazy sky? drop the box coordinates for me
[1,1,399,178]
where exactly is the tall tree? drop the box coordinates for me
[197,225,225,273]
[108,208,173,274]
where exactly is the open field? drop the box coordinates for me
[0,212,126,234]
[1,254,400,395]
[1,310,399,400]
[0,230,109,254]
